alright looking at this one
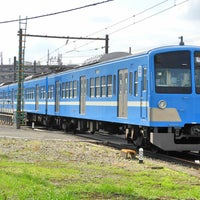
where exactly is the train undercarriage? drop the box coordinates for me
[27,113,200,152]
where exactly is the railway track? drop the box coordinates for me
[144,151,200,170]
[74,130,200,170]
[1,124,200,171]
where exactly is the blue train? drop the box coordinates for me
[1,45,200,151]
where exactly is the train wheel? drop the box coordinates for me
[68,120,76,134]
[132,127,144,148]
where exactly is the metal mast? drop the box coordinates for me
[16,17,27,129]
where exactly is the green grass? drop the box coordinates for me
[0,141,200,200]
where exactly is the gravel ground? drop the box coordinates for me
[0,125,199,178]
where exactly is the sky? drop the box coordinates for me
[0,0,200,65]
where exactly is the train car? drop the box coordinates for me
[0,45,200,152]
[0,82,16,114]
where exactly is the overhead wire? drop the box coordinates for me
[55,0,189,64]
[11,0,188,64]
[0,0,114,24]
[109,0,189,35]
[41,0,172,62]
[86,0,169,37]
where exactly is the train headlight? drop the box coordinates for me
[158,100,167,109]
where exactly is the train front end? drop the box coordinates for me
[149,46,200,151]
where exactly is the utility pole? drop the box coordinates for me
[16,17,27,129]
[105,34,109,54]
[16,29,23,129]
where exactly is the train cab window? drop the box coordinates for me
[95,77,100,97]
[107,75,112,97]
[155,51,191,94]
[101,76,106,97]
[90,78,95,98]
[134,71,138,96]
[194,51,200,94]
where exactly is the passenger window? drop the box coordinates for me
[101,76,106,97]
[143,68,147,91]
[90,78,95,98]
[113,75,116,95]
[40,86,46,99]
[66,82,69,98]
[95,77,100,97]
[48,85,54,99]
[129,72,133,95]
[73,80,77,98]
[107,75,112,97]
[134,71,138,96]
[69,81,73,98]
[61,83,66,99]
[124,73,128,94]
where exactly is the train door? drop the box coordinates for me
[55,81,60,113]
[139,66,148,119]
[80,76,86,114]
[118,69,128,118]
[35,84,39,110]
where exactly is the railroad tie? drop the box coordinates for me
[121,149,137,160]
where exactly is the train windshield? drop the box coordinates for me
[194,51,200,94]
[154,51,191,94]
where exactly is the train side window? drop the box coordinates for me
[86,79,88,96]
[14,90,17,100]
[40,86,45,99]
[32,88,35,100]
[95,77,100,97]
[25,88,33,100]
[113,75,116,95]
[61,83,66,99]
[48,85,54,99]
[8,91,11,100]
[28,88,34,100]
[129,72,133,95]
[24,89,27,99]
[26,89,29,100]
[107,75,112,97]
[143,68,147,91]
[73,80,77,98]
[66,82,69,98]
[90,78,95,98]
[69,81,73,98]
[101,76,106,97]
[134,71,138,96]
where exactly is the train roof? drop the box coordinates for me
[147,45,200,54]
[2,45,200,84]
[81,52,132,66]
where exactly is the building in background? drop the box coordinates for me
[0,57,77,84]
